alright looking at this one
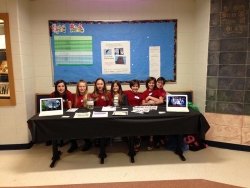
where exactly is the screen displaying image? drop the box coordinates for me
[167,96,186,107]
[41,99,62,111]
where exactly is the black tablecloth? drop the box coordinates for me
[27,106,210,142]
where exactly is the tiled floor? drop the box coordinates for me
[0,140,250,187]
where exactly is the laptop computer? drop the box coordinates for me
[39,98,64,116]
[166,95,189,112]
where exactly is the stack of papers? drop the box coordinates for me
[131,109,146,114]
[131,106,157,114]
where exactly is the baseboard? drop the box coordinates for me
[206,140,250,152]
[1,140,250,152]
[0,141,34,150]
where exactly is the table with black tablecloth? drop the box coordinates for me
[27,105,210,167]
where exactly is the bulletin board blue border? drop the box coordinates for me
[49,20,177,85]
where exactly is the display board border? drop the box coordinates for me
[49,19,177,85]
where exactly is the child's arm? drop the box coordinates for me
[146,96,163,104]
[142,99,154,105]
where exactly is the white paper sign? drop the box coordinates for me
[92,111,108,117]
[149,46,160,78]
[101,41,131,74]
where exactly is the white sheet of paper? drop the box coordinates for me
[102,106,116,111]
[133,106,158,111]
[66,108,78,112]
[112,111,128,116]
[131,110,144,114]
[73,112,91,118]
[92,111,108,117]
[149,46,160,78]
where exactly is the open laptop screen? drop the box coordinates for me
[167,95,187,107]
[39,98,63,116]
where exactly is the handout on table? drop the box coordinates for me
[92,111,108,117]
[66,108,78,112]
[73,112,91,118]
[102,106,116,111]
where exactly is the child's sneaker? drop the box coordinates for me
[147,141,154,151]
[135,137,141,147]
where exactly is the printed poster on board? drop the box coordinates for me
[101,41,130,74]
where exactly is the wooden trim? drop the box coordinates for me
[0,13,16,106]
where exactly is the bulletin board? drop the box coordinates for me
[49,20,177,85]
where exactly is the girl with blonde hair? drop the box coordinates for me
[67,80,92,153]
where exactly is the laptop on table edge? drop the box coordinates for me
[39,98,64,116]
[166,94,189,113]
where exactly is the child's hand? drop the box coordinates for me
[67,101,72,109]
[148,100,155,105]
[146,96,151,102]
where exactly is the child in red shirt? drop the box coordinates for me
[142,77,163,106]
[123,79,142,152]
[46,80,73,146]
[123,79,142,106]
[90,78,112,146]
[156,77,166,100]
[142,77,164,150]
[67,80,92,153]
[90,78,112,106]
[157,77,167,146]
[50,79,73,108]
[111,80,128,106]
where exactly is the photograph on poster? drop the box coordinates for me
[104,49,112,55]
[101,41,130,74]
[114,48,124,55]
[115,56,126,65]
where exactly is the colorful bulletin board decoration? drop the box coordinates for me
[49,20,177,85]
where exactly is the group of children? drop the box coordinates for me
[48,76,167,153]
